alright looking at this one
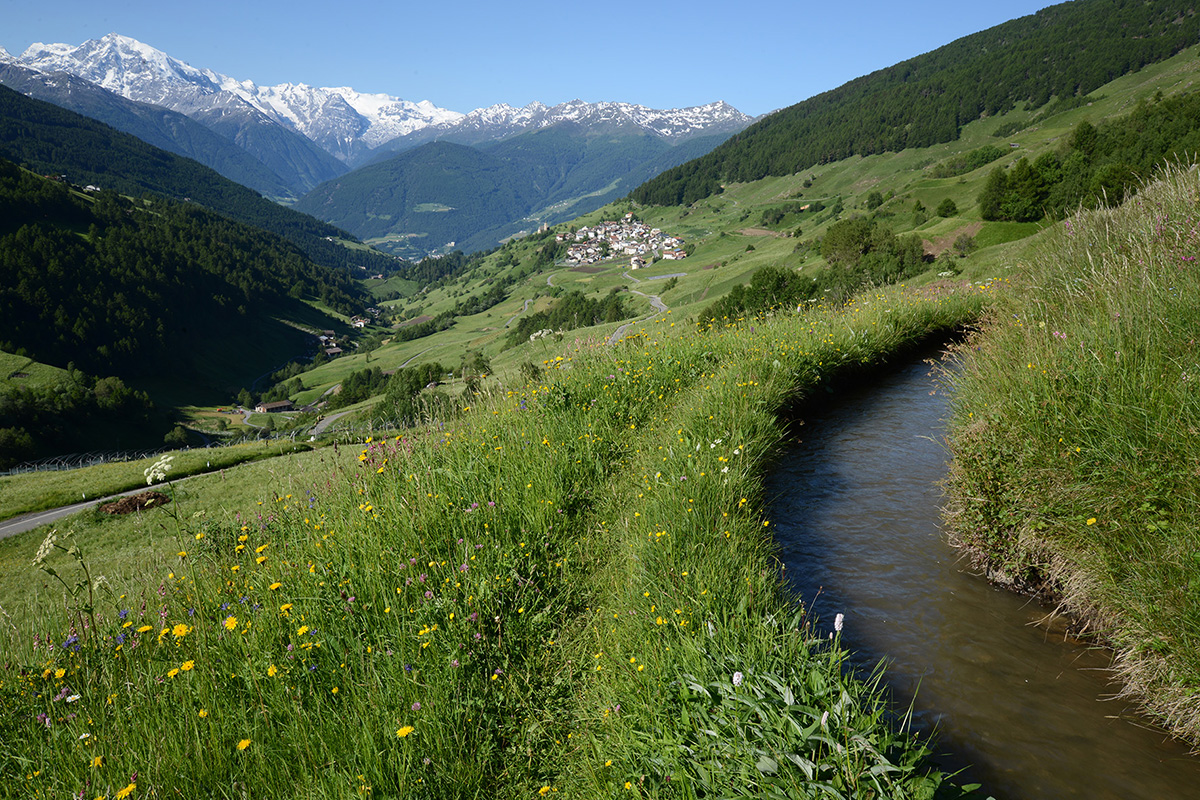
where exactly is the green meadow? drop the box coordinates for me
[0,283,989,798]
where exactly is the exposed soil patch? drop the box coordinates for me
[923,222,983,257]
[737,227,785,237]
[570,265,606,274]
[396,315,432,328]
[100,491,171,515]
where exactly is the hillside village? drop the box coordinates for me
[557,212,686,268]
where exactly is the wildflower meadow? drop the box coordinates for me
[0,279,990,798]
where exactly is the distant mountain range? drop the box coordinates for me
[0,34,752,200]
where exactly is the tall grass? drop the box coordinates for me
[0,284,987,798]
[943,162,1200,741]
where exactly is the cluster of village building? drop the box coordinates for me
[557,213,686,269]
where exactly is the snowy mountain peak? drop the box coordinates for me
[15,33,462,163]
[435,98,752,143]
[10,33,750,167]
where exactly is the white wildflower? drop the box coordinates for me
[733,671,744,687]
[834,613,844,633]
[33,530,58,567]
[144,454,174,485]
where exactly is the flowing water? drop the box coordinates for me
[766,355,1200,799]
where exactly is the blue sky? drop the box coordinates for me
[4,0,1056,117]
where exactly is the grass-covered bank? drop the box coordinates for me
[0,440,317,523]
[0,285,988,799]
[943,163,1200,742]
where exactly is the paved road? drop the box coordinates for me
[0,480,178,541]
[310,410,351,437]
[504,298,532,328]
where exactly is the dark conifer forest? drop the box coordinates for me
[632,1,1200,206]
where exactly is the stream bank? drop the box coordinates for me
[767,354,1200,799]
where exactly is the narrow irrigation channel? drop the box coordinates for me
[766,354,1200,799]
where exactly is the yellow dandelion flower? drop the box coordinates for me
[54,668,66,679]
[269,582,282,591]
[224,616,238,630]
[115,782,136,799]
[267,664,278,677]
[1087,517,1097,525]
[280,603,293,613]
[396,725,414,738]
[198,709,208,718]
[171,623,191,638]
[90,755,104,768]
[255,556,267,565]
[167,668,179,678]
[539,787,552,796]
[181,660,194,672]
[297,625,309,636]
[237,739,251,751]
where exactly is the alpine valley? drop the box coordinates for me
[9,1,1200,797]
[1,33,754,257]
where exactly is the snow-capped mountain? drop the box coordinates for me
[14,34,750,167]
[457,98,749,141]
[373,98,754,158]
[5,32,754,245]
[17,34,462,165]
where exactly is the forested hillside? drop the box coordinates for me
[0,85,397,275]
[297,123,741,258]
[0,158,363,383]
[296,141,543,257]
[978,90,1200,220]
[633,0,1200,206]
[0,61,298,199]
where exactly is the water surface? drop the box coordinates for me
[767,356,1200,799]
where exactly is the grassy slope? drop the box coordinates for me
[0,440,315,522]
[942,163,1200,741]
[0,283,988,798]
[284,44,1200,429]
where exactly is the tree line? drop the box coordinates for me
[506,289,631,348]
[0,372,157,470]
[703,218,928,325]
[979,90,1200,221]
